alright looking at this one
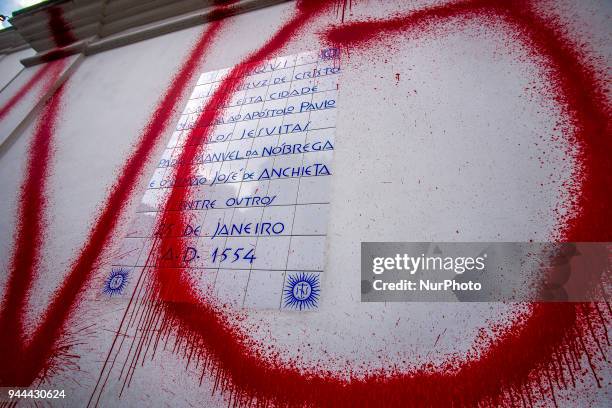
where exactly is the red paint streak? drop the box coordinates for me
[47,7,77,48]
[515,9,611,244]
[0,60,66,384]
[0,7,76,122]
[141,0,610,407]
[0,7,232,386]
[0,62,60,122]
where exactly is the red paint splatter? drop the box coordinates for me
[134,0,610,407]
[47,7,77,48]
[0,59,67,383]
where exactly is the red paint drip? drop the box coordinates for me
[47,7,77,48]
[0,8,231,385]
[335,0,352,23]
[135,0,610,407]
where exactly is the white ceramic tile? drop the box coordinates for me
[126,211,157,238]
[183,99,201,115]
[296,175,331,204]
[266,178,300,205]
[245,85,269,101]
[216,158,248,185]
[275,53,297,69]
[295,51,318,65]
[195,268,218,297]
[160,146,175,164]
[201,208,233,237]
[323,88,339,102]
[289,79,318,99]
[192,161,223,183]
[242,158,268,182]
[197,70,218,85]
[214,269,250,308]
[287,93,313,111]
[166,130,182,148]
[174,130,191,147]
[190,83,211,100]
[180,210,208,237]
[234,180,270,199]
[193,183,238,209]
[280,271,322,311]
[113,49,339,310]
[261,205,295,234]
[309,105,338,129]
[214,67,231,83]
[218,237,258,269]
[256,115,287,135]
[230,206,265,229]
[225,138,254,158]
[305,127,335,145]
[112,237,145,266]
[309,90,337,113]
[292,204,329,236]
[270,152,305,174]
[154,237,201,268]
[302,150,333,172]
[243,270,285,309]
[260,97,288,113]
[313,72,340,92]
[148,167,167,189]
[232,120,257,141]
[249,133,280,157]
[176,113,189,131]
[251,236,291,270]
[269,67,293,87]
[287,236,326,271]
[98,266,140,299]
[266,81,293,101]
[229,89,248,107]
[138,188,169,212]
[210,123,235,143]
[134,238,155,267]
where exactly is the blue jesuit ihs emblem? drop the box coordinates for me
[103,267,130,296]
[283,272,320,310]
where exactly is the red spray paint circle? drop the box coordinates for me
[146,1,610,407]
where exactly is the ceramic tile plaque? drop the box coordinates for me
[104,49,340,311]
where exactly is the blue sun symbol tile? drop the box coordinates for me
[282,272,320,311]
[103,267,130,297]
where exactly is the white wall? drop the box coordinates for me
[0,48,34,90]
[0,0,609,406]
